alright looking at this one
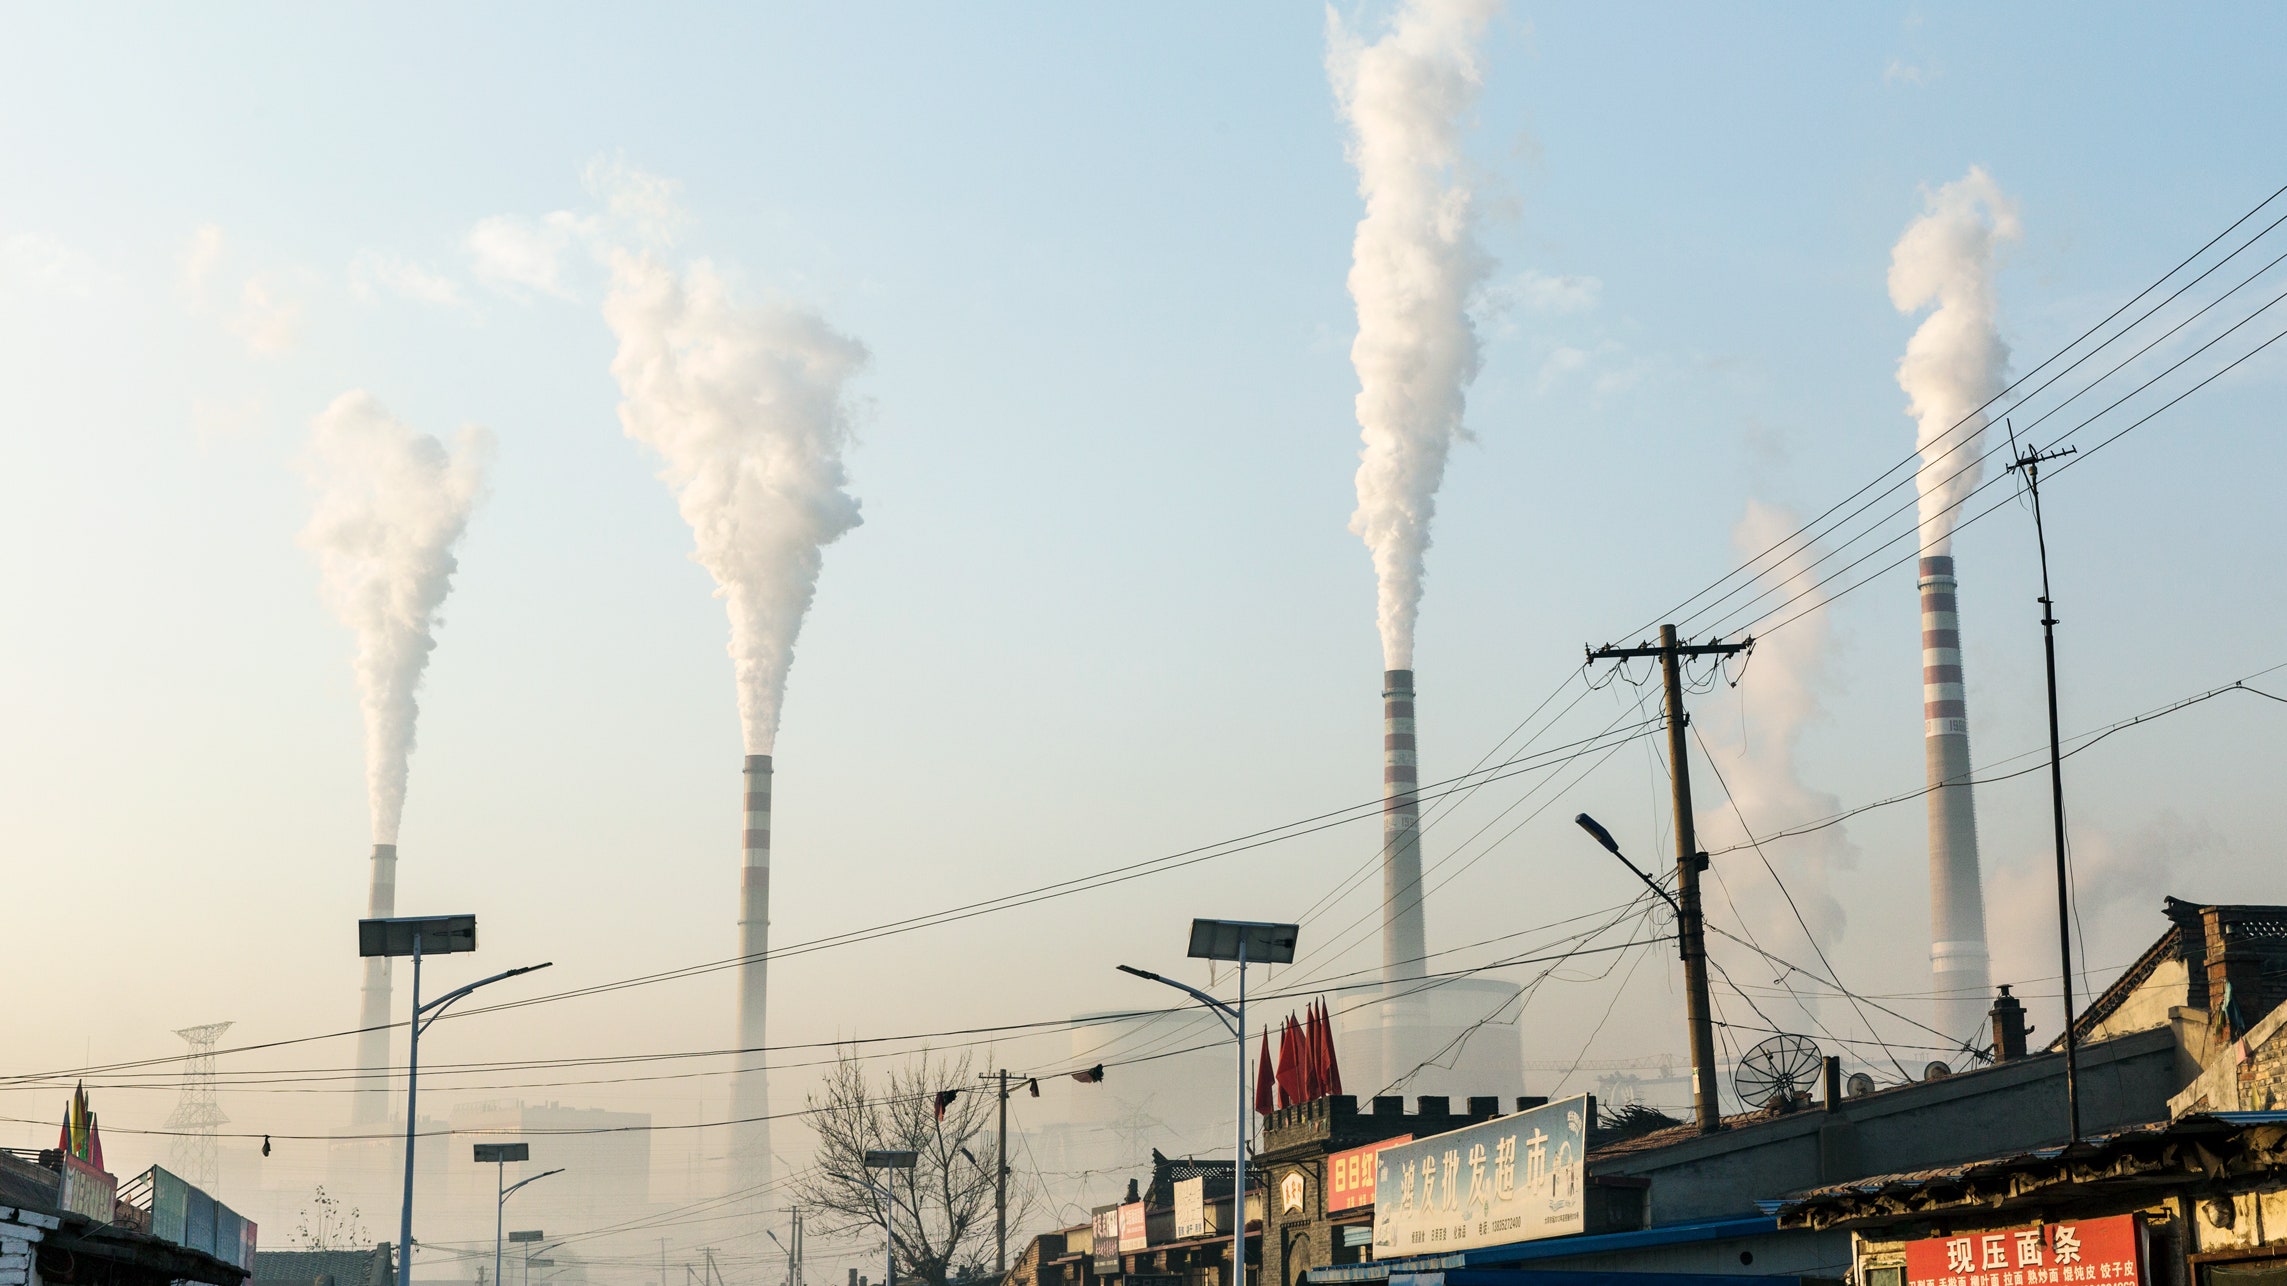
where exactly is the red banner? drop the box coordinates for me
[1327,1135,1411,1213]
[1904,1215,2140,1286]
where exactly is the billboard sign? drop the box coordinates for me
[1092,1206,1121,1273]
[1903,1215,2140,1286]
[1371,1095,1590,1258]
[1175,1177,1206,1240]
[1328,1135,1410,1213]
[57,1154,115,1222]
[1119,1201,1147,1254]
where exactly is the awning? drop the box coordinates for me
[1307,1216,1781,1284]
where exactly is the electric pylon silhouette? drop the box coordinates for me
[166,1022,233,1188]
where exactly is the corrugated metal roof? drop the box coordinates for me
[1773,1111,2287,1218]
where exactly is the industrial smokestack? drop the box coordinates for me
[352,842,397,1125]
[729,755,773,1188]
[1920,557,1991,1047]
[1382,670,1426,982]
[1890,170,2015,1053]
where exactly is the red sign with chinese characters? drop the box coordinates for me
[1904,1215,2140,1286]
[1328,1135,1411,1212]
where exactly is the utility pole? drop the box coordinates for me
[976,1070,1016,1274]
[1588,624,1750,1135]
[2008,438,2082,1142]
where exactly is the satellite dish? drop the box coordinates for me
[1734,1034,1822,1109]
[1923,1061,1953,1080]
[1846,1072,1877,1098]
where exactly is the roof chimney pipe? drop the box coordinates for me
[1989,984,2028,1062]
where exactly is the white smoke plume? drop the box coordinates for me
[1329,0,1498,670]
[301,392,492,844]
[1890,167,2021,557]
[1695,502,1857,965]
[603,251,866,754]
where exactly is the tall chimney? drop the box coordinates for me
[730,755,774,1190]
[352,843,397,1125]
[1920,556,1991,1050]
[1382,670,1427,982]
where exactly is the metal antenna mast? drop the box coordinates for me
[166,1022,234,1188]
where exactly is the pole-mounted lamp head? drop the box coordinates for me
[1574,813,1622,856]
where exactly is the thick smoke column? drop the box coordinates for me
[602,252,866,755]
[1695,504,1854,980]
[1890,167,2020,556]
[603,247,866,1193]
[1890,169,2017,1050]
[1330,0,1498,671]
[300,391,490,1124]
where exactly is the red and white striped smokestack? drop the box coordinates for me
[730,755,774,1188]
[352,843,397,1125]
[1382,670,1427,982]
[1920,556,1991,1048]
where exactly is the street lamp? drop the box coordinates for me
[1118,918,1297,1286]
[508,1232,550,1286]
[474,1143,560,1286]
[359,914,552,1286]
[863,1150,916,1286]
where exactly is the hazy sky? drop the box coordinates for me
[3,3,2284,1278]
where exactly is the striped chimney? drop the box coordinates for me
[1382,670,1428,983]
[351,843,397,1125]
[1920,556,1991,1049]
[730,755,774,1189]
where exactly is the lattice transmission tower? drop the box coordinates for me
[166,1022,232,1189]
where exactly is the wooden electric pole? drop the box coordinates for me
[1588,624,1750,1135]
[2008,438,2083,1142]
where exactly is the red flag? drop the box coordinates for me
[1276,1014,1306,1107]
[1319,1000,1344,1097]
[933,1090,960,1121]
[1254,1030,1276,1115]
[88,1112,103,1172]
[1308,997,1326,1098]
[1307,1002,1329,1099]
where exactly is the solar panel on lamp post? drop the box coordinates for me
[360,915,551,1286]
[863,1151,917,1286]
[1118,918,1297,1286]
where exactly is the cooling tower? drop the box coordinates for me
[1382,670,1427,982]
[1920,557,1991,1050]
[730,755,774,1191]
[352,843,397,1125]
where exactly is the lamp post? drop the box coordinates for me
[862,1151,917,1286]
[1118,918,1298,1286]
[358,914,552,1286]
[475,1144,560,1286]
[509,1233,550,1286]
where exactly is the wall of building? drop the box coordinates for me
[1598,1026,2185,1226]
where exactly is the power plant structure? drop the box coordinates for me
[1919,555,1992,1051]
[1381,669,1428,985]
[730,755,774,1193]
[1358,669,1524,1099]
[353,842,397,1125]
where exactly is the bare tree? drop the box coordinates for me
[793,1049,1026,1286]
[294,1185,369,1250]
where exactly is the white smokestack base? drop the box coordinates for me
[352,842,397,1125]
[1382,670,1427,982]
[730,754,773,1190]
[1920,556,1990,1048]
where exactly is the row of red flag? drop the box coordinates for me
[1253,998,1342,1115]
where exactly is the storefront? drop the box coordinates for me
[1774,1112,2287,1286]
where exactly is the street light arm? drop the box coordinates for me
[1573,815,1680,917]
[417,962,554,1033]
[501,1168,564,1201]
[1116,964,1238,1032]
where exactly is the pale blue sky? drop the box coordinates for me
[2,1,2283,1265]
